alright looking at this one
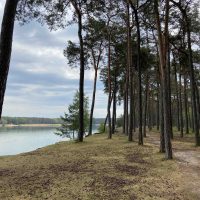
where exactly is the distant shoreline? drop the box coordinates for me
[0,124,61,128]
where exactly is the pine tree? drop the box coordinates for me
[56,91,89,139]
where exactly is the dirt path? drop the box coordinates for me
[147,133,200,199]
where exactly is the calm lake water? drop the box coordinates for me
[0,125,98,156]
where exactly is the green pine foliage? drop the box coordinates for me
[56,91,89,137]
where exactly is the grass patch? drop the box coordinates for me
[0,133,193,199]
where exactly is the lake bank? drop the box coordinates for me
[0,125,99,156]
[0,132,195,200]
[0,124,61,128]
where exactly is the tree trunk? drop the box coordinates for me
[77,11,85,142]
[183,74,189,134]
[133,83,136,132]
[0,0,19,118]
[156,84,160,130]
[195,85,200,127]
[103,95,113,133]
[171,0,200,145]
[112,67,117,134]
[88,44,102,136]
[88,68,98,136]
[174,62,180,131]
[148,93,152,131]
[125,1,130,137]
[123,85,126,134]
[107,34,112,139]
[134,8,143,145]
[160,82,165,153]
[179,72,184,138]
[127,1,133,141]
[143,74,149,137]
[167,48,173,139]
[185,13,200,145]
[154,0,172,159]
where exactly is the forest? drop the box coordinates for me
[0,117,62,125]
[0,0,200,199]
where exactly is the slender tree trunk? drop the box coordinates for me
[188,103,192,131]
[185,13,200,145]
[0,0,19,118]
[125,1,130,137]
[191,101,195,133]
[125,77,129,136]
[107,34,112,139]
[127,1,133,141]
[154,0,172,159]
[133,81,136,132]
[195,85,200,127]
[112,68,117,134]
[123,86,126,134]
[156,82,160,131]
[156,46,160,131]
[143,74,149,137]
[179,72,184,137]
[103,95,113,133]
[148,94,152,131]
[88,68,98,136]
[160,82,165,153]
[171,0,200,145]
[134,8,143,145]
[167,48,173,139]
[174,63,180,131]
[184,74,189,134]
[88,44,102,136]
[103,114,108,133]
[77,11,85,142]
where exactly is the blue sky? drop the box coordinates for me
[0,1,123,118]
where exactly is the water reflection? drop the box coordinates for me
[0,125,98,156]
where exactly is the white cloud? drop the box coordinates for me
[0,1,108,118]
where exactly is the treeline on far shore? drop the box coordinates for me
[0,117,62,125]
[0,117,106,126]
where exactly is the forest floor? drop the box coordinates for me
[0,131,199,200]
[147,130,200,199]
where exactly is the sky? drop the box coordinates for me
[0,1,123,118]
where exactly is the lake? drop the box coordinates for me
[0,125,99,156]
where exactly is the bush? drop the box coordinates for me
[97,123,105,133]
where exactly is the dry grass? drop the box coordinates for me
[0,133,193,200]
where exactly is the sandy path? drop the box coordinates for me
[147,133,200,199]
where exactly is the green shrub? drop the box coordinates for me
[97,123,105,133]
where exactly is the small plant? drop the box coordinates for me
[97,123,105,134]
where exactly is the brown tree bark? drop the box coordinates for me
[174,61,180,131]
[127,1,133,141]
[143,74,149,138]
[0,0,19,118]
[154,0,173,159]
[107,34,112,139]
[170,0,200,146]
[112,67,117,134]
[160,82,165,153]
[183,74,189,134]
[88,68,98,136]
[179,71,184,137]
[129,1,143,145]
[125,1,130,137]
[156,81,160,131]
[88,45,103,136]
[167,48,173,139]
[76,7,85,142]
[186,15,200,145]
